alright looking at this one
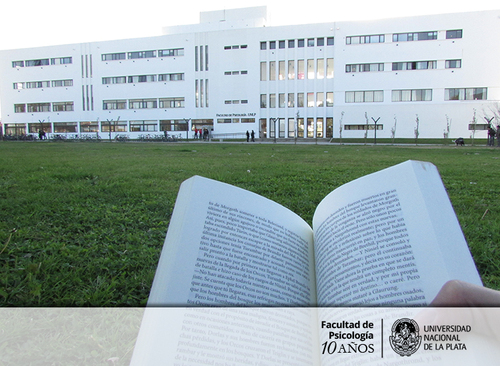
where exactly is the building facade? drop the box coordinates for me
[1,7,499,139]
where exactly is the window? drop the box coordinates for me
[54,122,77,133]
[392,89,432,102]
[317,92,324,107]
[103,100,126,110]
[307,59,314,79]
[445,88,487,101]
[128,50,156,59]
[14,104,26,113]
[260,62,267,81]
[269,94,276,108]
[52,79,73,87]
[288,40,295,48]
[446,30,462,39]
[101,53,126,61]
[288,118,295,138]
[13,82,24,89]
[393,31,437,42]
[12,61,24,68]
[269,41,276,49]
[327,59,334,78]
[26,81,50,89]
[346,34,385,45]
[327,37,334,46]
[260,94,267,108]
[345,90,384,103]
[298,39,305,48]
[279,61,285,80]
[128,75,156,83]
[27,103,50,112]
[80,121,99,132]
[288,60,295,80]
[53,101,74,112]
[392,61,436,71]
[158,48,184,57]
[130,120,157,132]
[260,41,267,50]
[307,38,315,47]
[101,121,127,132]
[158,73,184,81]
[297,60,305,80]
[51,57,72,65]
[345,124,383,131]
[317,38,324,46]
[129,98,157,109]
[326,92,334,107]
[297,118,304,137]
[346,63,384,73]
[160,120,188,131]
[269,61,276,81]
[28,123,51,134]
[288,93,295,108]
[279,40,285,49]
[317,118,324,138]
[102,76,126,84]
[297,93,304,108]
[317,59,324,79]
[159,97,184,108]
[25,59,50,67]
[307,93,315,107]
[279,94,285,108]
[445,59,462,69]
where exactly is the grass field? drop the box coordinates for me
[0,141,499,306]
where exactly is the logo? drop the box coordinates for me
[389,318,422,356]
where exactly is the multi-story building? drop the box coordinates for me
[1,7,499,139]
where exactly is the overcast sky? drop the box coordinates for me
[0,0,498,51]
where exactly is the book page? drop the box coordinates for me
[312,160,482,306]
[148,176,317,306]
[131,307,320,366]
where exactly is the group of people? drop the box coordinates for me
[487,124,500,147]
[246,130,255,142]
[193,128,209,140]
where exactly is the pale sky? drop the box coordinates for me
[0,0,498,51]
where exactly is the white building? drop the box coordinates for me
[1,7,499,140]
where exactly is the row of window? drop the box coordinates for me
[345,87,487,103]
[346,59,462,73]
[13,79,73,89]
[102,97,185,110]
[195,45,208,72]
[224,45,248,50]
[260,37,334,50]
[260,59,334,81]
[264,117,332,138]
[102,73,184,85]
[260,92,334,108]
[195,79,209,108]
[14,101,74,113]
[224,100,249,105]
[101,48,184,61]
[12,57,72,68]
[224,70,248,76]
[217,118,255,124]
[346,29,462,45]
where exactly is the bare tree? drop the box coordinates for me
[391,115,397,145]
[414,114,420,145]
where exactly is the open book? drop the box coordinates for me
[148,160,481,307]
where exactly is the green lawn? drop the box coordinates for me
[0,141,499,306]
